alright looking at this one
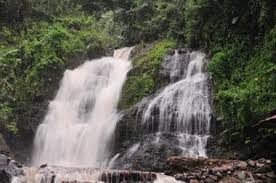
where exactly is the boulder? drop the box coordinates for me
[0,154,24,182]
[247,160,255,167]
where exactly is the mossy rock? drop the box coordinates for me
[119,40,176,109]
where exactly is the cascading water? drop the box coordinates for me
[32,47,133,168]
[12,49,209,183]
[140,51,211,157]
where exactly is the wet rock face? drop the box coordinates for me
[113,63,180,171]
[167,157,276,183]
[114,133,182,172]
[113,49,214,171]
[0,154,24,183]
[159,48,193,83]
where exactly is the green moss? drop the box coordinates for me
[119,40,176,109]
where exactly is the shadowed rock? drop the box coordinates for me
[0,154,24,183]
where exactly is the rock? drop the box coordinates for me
[174,173,184,180]
[0,154,9,165]
[235,171,246,180]
[190,179,199,183]
[256,162,265,168]
[205,177,215,183]
[167,157,207,172]
[237,162,247,170]
[40,164,48,168]
[266,172,275,178]
[115,110,183,172]
[265,160,272,164]
[192,171,202,178]
[258,158,266,163]
[216,171,223,178]
[219,176,240,183]
[0,154,24,183]
[232,17,239,24]
[166,49,174,56]
[182,173,188,179]
[247,160,255,167]
[203,172,209,177]
[187,175,195,179]
[165,156,274,183]
[178,48,191,54]
[209,174,218,181]
[122,141,131,147]
[0,169,11,183]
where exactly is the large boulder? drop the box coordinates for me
[0,154,24,183]
[113,133,182,172]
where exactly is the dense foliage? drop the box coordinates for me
[209,28,276,127]
[208,27,276,146]
[0,13,115,151]
[0,0,275,157]
[113,0,275,46]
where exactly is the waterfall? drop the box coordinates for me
[14,48,209,183]
[32,47,133,168]
[140,51,211,157]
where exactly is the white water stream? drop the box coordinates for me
[32,47,133,168]
[141,51,211,157]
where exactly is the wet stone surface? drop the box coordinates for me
[0,154,24,183]
[167,157,275,183]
